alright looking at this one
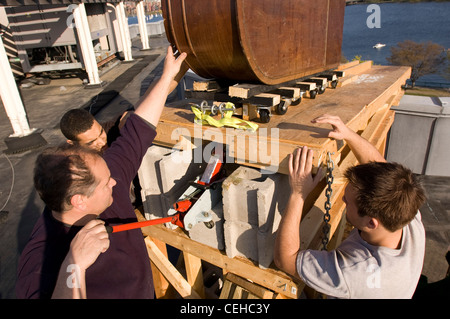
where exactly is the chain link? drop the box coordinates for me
[322,152,334,251]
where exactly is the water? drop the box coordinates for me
[342,2,450,87]
[127,14,163,25]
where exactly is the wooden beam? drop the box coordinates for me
[183,252,206,298]
[220,273,275,299]
[336,60,359,71]
[270,87,301,100]
[193,80,221,91]
[145,237,202,299]
[341,60,373,76]
[148,237,173,299]
[246,93,281,106]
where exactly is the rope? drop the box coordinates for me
[191,102,259,131]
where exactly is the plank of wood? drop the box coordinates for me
[271,87,301,100]
[184,89,242,102]
[223,273,275,299]
[148,237,173,299]
[336,60,359,71]
[219,279,234,299]
[333,70,345,77]
[145,237,202,299]
[336,74,359,88]
[341,60,373,76]
[193,80,221,91]
[319,73,338,82]
[296,81,317,91]
[246,93,281,106]
[327,205,350,249]
[229,83,263,99]
[183,252,206,298]
[228,80,300,99]
[304,77,328,86]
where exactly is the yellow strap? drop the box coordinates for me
[191,103,258,131]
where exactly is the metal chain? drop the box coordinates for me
[322,152,334,251]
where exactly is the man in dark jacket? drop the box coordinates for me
[16,47,187,299]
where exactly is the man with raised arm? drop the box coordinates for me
[16,47,187,299]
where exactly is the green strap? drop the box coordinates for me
[191,102,259,131]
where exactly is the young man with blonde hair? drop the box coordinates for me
[275,114,426,299]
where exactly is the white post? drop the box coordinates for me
[72,3,102,85]
[0,34,32,137]
[115,2,133,61]
[137,1,150,50]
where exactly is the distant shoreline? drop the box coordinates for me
[346,0,450,5]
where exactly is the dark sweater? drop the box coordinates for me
[16,113,157,299]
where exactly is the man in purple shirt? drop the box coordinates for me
[15,47,187,299]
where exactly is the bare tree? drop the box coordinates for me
[387,40,446,88]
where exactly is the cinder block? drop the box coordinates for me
[222,166,262,224]
[222,166,290,268]
[138,145,205,220]
[138,145,172,219]
[189,202,225,250]
[256,174,289,268]
[224,220,258,262]
[158,149,205,216]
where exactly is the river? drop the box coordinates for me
[342,1,450,87]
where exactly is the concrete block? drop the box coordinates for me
[158,149,205,217]
[222,166,290,268]
[222,166,263,225]
[189,202,225,251]
[256,174,289,268]
[138,145,205,220]
[138,145,172,219]
[224,219,258,262]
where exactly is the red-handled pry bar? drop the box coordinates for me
[105,212,186,234]
[106,155,223,234]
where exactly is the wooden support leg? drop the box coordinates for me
[145,237,202,299]
[148,237,172,299]
[183,252,206,298]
